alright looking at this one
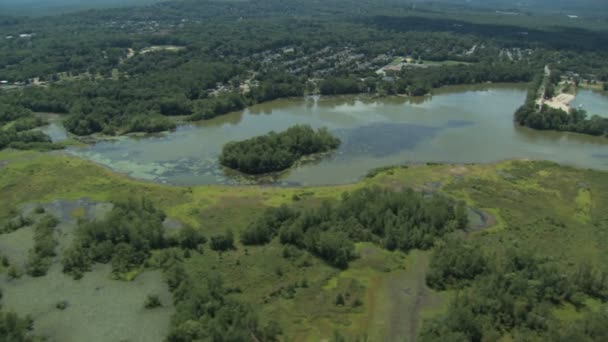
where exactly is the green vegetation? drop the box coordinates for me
[515,71,608,136]
[1,0,608,339]
[517,104,608,137]
[1,150,608,340]
[426,238,487,290]
[26,214,59,277]
[0,0,607,141]
[220,125,340,174]
[209,230,235,252]
[242,187,468,268]
[1,287,32,341]
[0,104,59,151]
[0,310,33,342]
[422,239,608,341]
[62,198,204,279]
[166,270,282,342]
[144,294,162,309]
[1,214,32,234]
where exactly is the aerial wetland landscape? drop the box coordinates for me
[63,85,608,186]
[1,0,608,342]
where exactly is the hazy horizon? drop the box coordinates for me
[0,0,162,16]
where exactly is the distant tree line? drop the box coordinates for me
[317,62,535,96]
[421,238,608,341]
[1,0,606,141]
[220,125,341,175]
[241,186,468,268]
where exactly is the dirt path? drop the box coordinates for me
[384,251,443,342]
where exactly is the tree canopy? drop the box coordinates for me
[220,125,340,175]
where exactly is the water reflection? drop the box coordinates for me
[66,84,608,186]
[337,123,441,157]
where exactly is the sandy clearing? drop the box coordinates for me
[545,93,575,112]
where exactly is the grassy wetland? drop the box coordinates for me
[1,148,607,341]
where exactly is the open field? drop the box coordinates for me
[1,150,607,340]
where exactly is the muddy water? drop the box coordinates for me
[0,199,174,342]
[1,265,173,342]
[66,84,608,186]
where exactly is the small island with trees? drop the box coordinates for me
[219,125,341,175]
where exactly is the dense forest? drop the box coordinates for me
[0,0,607,143]
[422,238,608,341]
[220,125,340,175]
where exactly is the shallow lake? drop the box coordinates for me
[66,84,608,186]
[571,89,608,118]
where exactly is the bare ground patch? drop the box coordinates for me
[384,251,443,342]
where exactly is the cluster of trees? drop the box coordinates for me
[163,264,282,341]
[242,187,468,268]
[397,62,535,96]
[0,309,33,342]
[0,130,58,151]
[515,75,608,137]
[188,93,247,121]
[421,238,608,341]
[0,103,56,151]
[26,214,59,277]
[426,238,488,290]
[62,198,206,278]
[1,272,34,340]
[167,274,282,342]
[319,77,367,96]
[0,104,33,125]
[1,214,32,234]
[209,230,235,252]
[521,105,608,136]
[220,125,341,174]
